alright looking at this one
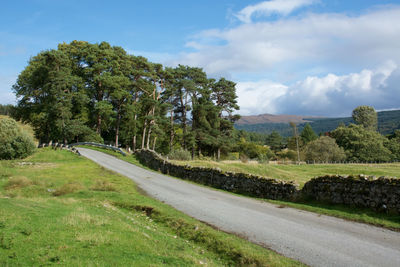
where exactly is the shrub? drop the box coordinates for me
[167,149,191,161]
[277,149,298,161]
[303,136,346,162]
[239,153,249,163]
[0,117,36,160]
[81,130,104,144]
[225,152,239,160]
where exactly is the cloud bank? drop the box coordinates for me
[173,4,400,116]
[238,61,399,116]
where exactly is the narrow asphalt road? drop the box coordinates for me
[78,148,400,267]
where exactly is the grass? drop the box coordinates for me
[266,199,400,231]
[171,160,400,187]
[0,148,302,266]
[82,146,400,231]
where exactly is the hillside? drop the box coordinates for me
[236,113,322,125]
[235,110,400,136]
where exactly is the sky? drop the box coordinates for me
[1,0,400,117]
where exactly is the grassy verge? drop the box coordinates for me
[0,148,301,266]
[83,146,400,231]
[170,159,400,187]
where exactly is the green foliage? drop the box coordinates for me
[352,105,378,131]
[266,131,283,150]
[300,123,317,144]
[0,117,36,160]
[0,104,14,116]
[331,124,392,162]
[385,130,400,160]
[303,136,346,162]
[167,149,192,161]
[13,41,239,157]
[237,139,274,159]
[277,149,298,161]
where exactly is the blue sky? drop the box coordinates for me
[1,0,400,116]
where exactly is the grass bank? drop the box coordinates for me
[0,148,301,266]
[83,146,400,231]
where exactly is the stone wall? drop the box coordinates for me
[135,149,298,200]
[136,149,400,214]
[302,175,400,214]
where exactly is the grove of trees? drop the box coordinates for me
[12,41,240,159]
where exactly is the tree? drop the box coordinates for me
[331,124,392,162]
[265,131,283,151]
[352,105,378,131]
[303,136,346,162]
[385,130,400,160]
[289,122,301,162]
[300,123,317,144]
[0,117,36,160]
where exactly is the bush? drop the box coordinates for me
[81,130,104,144]
[239,153,249,163]
[224,152,239,160]
[167,149,191,161]
[0,117,36,160]
[303,136,346,162]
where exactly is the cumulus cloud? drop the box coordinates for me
[237,61,399,116]
[178,6,400,77]
[236,80,288,115]
[236,0,317,23]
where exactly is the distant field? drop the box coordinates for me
[170,160,400,187]
[0,148,300,266]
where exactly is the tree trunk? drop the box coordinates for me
[115,106,121,147]
[96,115,101,134]
[146,126,152,149]
[217,147,221,161]
[152,136,157,151]
[169,109,174,152]
[141,122,147,149]
[132,135,136,152]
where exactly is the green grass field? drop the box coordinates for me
[0,148,301,266]
[171,160,400,187]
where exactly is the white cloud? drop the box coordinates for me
[236,80,288,115]
[236,0,317,23]
[236,61,399,116]
[177,7,400,78]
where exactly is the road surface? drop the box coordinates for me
[78,148,400,267]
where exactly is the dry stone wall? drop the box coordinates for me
[302,175,400,214]
[136,150,400,214]
[135,149,298,200]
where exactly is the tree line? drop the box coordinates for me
[12,41,240,159]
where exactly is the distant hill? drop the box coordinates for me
[235,110,400,137]
[236,114,322,125]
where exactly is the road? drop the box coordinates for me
[78,148,400,267]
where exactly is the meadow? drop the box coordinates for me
[171,159,400,187]
[0,148,301,266]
